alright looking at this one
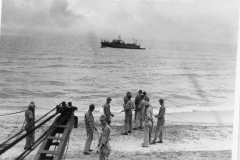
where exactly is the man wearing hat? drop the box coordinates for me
[134,90,142,122]
[103,97,114,125]
[122,94,134,135]
[24,102,35,150]
[142,101,153,147]
[133,93,145,130]
[143,91,150,102]
[150,99,166,144]
[98,115,111,160]
[84,104,97,155]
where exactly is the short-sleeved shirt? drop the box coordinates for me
[123,96,128,104]
[124,100,134,116]
[84,111,94,130]
[25,109,34,128]
[134,94,142,107]
[100,124,111,145]
[157,106,166,125]
[103,103,112,120]
[144,95,150,102]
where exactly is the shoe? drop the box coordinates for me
[89,149,93,152]
[122,132,128,135]
[156,140,163,143]
[138,127,143,129]
[150,141,156,145]
[128,131,131,133]
[25,147,32,150]
[83,152,91,155]
[132,128,138,130]
[141,143,149,147]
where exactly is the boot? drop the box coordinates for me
[149,141,156,145]
[121,132,128,135]
[156,139,163,143]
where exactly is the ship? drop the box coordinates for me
[101,35,145,50]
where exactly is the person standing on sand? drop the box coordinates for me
[24,102,35,150]
[150,99,166,144]
[103,97,114,125]
[142,101,153,147]
[83,104,97,155]
[134,90,142,122]
[143,91,150,102]
[122,94,135,135]
[98,115,111,160]
[133,94,145,130]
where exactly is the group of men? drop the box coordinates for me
[23,90,165,160]
[83,90,166,159]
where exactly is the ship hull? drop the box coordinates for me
[101,42,145,50]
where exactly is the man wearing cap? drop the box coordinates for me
[103,97,114,125]
[134,90,142,122]
[98,115,111,160]
[24,102,35,150]
[84,104,97,155]
[142,101,153,147]
[143,91,150,102]
[150,99,166,144]
[133,94,145,130]
[122,94,135,135]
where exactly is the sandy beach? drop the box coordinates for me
[0,109,233,160]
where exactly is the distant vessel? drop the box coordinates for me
[101,35,145,50]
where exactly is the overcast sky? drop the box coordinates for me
[1,0,239,44]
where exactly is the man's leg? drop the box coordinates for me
[25,128,32,150]
[129,114,132,132]
[158,125,163,143]
[142,123,150,147]
[84,129,93,153]
[135,111,140,129]
[123,118,129,134]
[150,124,160,144]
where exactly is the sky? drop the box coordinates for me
[1,0,239,44]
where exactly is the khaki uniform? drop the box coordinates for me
[99,124,111,160]
[25,109,34,149]
[153,105,166,141]
[142,105,153,147]
[103,103,113,125]
[123,96,128,105]
[136,99,145,128]
[124,100,134,133]
[84,110,95,152]
[134,94,142,121]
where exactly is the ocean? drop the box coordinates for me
[0,32,237,114]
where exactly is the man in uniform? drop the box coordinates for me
[84,104,97,155]
[98,115,111,160]
[133,94,145,130]
[103,97,114,125]
[134,90,142,122]
[122,94,134,135]
[24,102,35,150]
[142,101,153,147]
[143,91,150,102]
[150,99,166,144]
